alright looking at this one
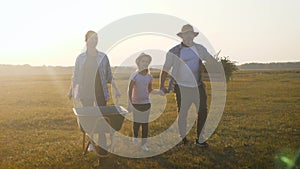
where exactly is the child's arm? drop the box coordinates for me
[148,82,153,93]
[128,80,135,112]
[128,80,134,103]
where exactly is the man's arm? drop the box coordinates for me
[105,55,121,98]
[160,70,168,93]
[112,79,121,98]
[200,45,215,63]
[159,48,177,93]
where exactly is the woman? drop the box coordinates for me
[69,30,121,155]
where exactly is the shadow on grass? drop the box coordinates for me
[88,143,239,169]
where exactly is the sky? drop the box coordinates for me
[0,0,299,66]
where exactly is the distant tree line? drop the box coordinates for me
[239,62,300,70]
[1,61,298,79]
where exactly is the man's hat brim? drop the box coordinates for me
[177,31,199,37]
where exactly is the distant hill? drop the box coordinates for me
[238,62,300,70]
[1,62,299,75]
[0,64,73,75]
[0,64,162,76]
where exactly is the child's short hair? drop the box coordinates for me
[135,52,152,65]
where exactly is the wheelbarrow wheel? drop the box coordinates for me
[92,142,108,156]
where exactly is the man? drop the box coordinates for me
[70,30,121,155]
[160,24,215,147]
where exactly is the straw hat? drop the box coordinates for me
[177,24,199,37]
[135,52,152,65]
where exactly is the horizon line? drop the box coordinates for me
[1,60,300,67]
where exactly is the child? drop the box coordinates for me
[128,53,164,151]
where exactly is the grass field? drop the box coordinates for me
[0,70,299,169]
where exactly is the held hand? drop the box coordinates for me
[115,90,122,98]
[160,86,169,94]
[151,89,165,96]
[158,90,165,96]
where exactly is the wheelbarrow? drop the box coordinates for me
[73,105,128,162]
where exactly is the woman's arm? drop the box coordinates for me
[104,55,121,97]
[68,83,72,99]
[105,55,113,83]
[69,56,80,99]
[112,79,121,98]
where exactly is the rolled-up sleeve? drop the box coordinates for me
[105,55,113,83]
[201,46,215,63]
[72,56,80,87]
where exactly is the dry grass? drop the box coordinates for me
[0,70,299,169]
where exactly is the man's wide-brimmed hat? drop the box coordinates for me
[177,24,199,37]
